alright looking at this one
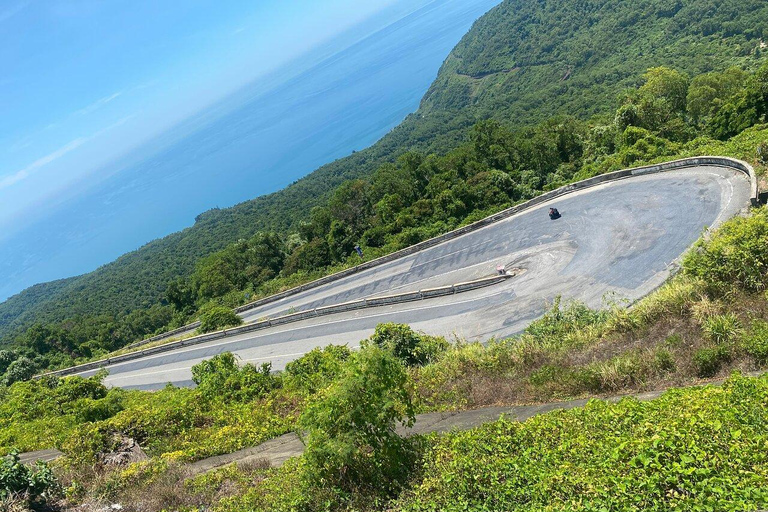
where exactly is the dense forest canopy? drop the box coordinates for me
[0,0,766,368]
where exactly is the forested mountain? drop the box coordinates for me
[1,0,766,346]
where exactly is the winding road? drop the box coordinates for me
[75,165,751,389]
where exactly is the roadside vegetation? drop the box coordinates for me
[3,201,768,510]
[1,0,768,508]
[1,0,768,353]
[2,58,768,381]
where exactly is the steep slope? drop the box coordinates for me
[1,0,766,343]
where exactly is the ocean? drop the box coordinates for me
[0,0,500,302]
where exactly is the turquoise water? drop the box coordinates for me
[0,0,500,302]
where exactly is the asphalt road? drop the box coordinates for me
[75,167,751,389]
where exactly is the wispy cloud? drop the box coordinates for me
[0,138,88,190]
[74,91,123,117]
[0,114,137,191]
[7,136,32,153]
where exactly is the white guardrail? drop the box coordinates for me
[42,274,512,377]
[43,156,758,378]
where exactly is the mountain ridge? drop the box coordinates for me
[1,0,766,344]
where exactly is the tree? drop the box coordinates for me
[282,238,331,275]
[365,323,448,367]
[2,357,37,386]
[0,350,16,375]
[193,253,236,301]
[165,278,196,313]
[615,103,640,132]
[687,67,746,124]
[197,305,242,333]
[639,67,690,114]
[299,346,417,498]
[327,219,356,262]
[327,180,372,236]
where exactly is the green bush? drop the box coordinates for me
[400,374,768,511]
[299,346,417,503]
[653,348,677,373]
[703,313,741,344]
[191,352,278,401]
[365,323,448,367]
[198,305,243,333]
[283,345,351,396]
[0,351,16,375]
[683,209,768,292]
[525,297,607,343]
[1,357,36,386]
[744,320,768,365]
[528,364,601,393]
[694,345,732,378]
[0,451,57,505]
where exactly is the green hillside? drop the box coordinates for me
[1,0,766,346]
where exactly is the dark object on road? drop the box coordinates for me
[548,208,561,220]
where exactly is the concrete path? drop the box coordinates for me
[187,390,672,474]
[72,167,751,390]
[21,372,763,472]
[187,370,765,474]
[18,449,64,465]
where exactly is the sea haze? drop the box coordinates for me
[0,0,501,302]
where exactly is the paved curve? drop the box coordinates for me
[75,167,751,389]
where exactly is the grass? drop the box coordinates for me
[398,373,768,512]
[6,194,768,512]
[414,275,768,411]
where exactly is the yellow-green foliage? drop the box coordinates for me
[618,277,704,328]
[745,320,768,364]
[679,124,768,171]
[197,305,243,334]
[684,208,768,293]
[0,375,119,453]
[400,374,768,512]
[63,386,293,465]
[0,370,293,467]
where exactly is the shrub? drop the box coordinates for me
[744,320,768,364]
[0,451,57,505]
[299,346,417,502]
[400,374,768,511]
[683,209,768,292]
[693,344,732,377]
[757,141,768,164]
[525,297,607,342]
[198,306,243,333]
[653,349,677,373]
[283,345,351,396]
[0,351,16,375]
[703,313,741,344]
[365,323,448,367]
[191,352,278,401]
[1,357,36,386]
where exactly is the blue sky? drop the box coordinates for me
[0,0,411,241]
